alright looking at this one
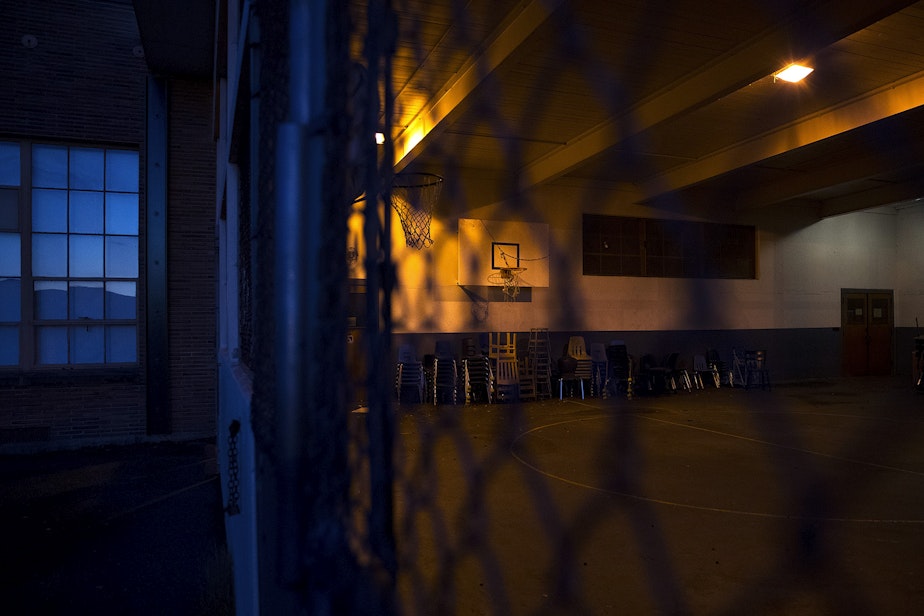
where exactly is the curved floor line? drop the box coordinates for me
[510,415,924,524]
[636,414,924,478]
[651,404,924,427]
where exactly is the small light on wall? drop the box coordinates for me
[375,132,385,145]
[774,63,814,83]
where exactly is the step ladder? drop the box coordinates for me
[518,338,537,401]
[527,328,553,400]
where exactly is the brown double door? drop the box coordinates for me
[842,290,893,376]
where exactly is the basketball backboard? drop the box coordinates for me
[458,218,549,288]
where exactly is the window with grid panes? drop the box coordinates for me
[0,141,139,367]
[582,214,756,279]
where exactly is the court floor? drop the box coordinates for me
[392,376,924,614]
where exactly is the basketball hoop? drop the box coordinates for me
[487,266,526,300]
[391,172,442,249]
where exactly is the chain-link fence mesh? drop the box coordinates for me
[242,1,924,613]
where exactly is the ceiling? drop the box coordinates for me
[132,0,215,77]
[132,0,924,218]
[365,0,924,217]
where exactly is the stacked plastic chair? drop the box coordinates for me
[567,336,593,394]
[432,340,458,404]
[461,337,492,404]
[395,343,424,403]
[744,349,771,390]
[558,350,584,399]
[604,341,633,399]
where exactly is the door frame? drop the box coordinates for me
[841,288,894,376]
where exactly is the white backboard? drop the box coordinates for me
[458,218,550,287]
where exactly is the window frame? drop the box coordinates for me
[583,214,757,279]
[0,140,141,371]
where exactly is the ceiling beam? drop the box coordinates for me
[516,0,918,191]
[820,176,924,218]
[643,71,924,201]
[393,0,564,171]
[736,140,924,210]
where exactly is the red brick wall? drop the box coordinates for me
[0,1,217,450]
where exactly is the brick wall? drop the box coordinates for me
[167,79,217,436]
[0,374,147,447]
[0,1,217,450]
[0,0,146,145]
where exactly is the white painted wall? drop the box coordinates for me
[769,208,898,328]
[896,203,924,328]
[388,181,924,334]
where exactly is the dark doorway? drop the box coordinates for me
[842,289,893,376]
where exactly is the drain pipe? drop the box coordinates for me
[273,0,328,609]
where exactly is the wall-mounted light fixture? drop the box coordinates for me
[774,63,814,83]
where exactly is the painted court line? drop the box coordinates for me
[510,414,924,524]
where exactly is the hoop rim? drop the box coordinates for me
[392,172,444,190]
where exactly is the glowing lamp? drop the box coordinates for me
[774,63,813,83]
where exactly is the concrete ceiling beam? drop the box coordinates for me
[645,71,924,201]
[516,0,918,191]
[393,0,564,171]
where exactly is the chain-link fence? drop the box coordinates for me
[238,1,924,613]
